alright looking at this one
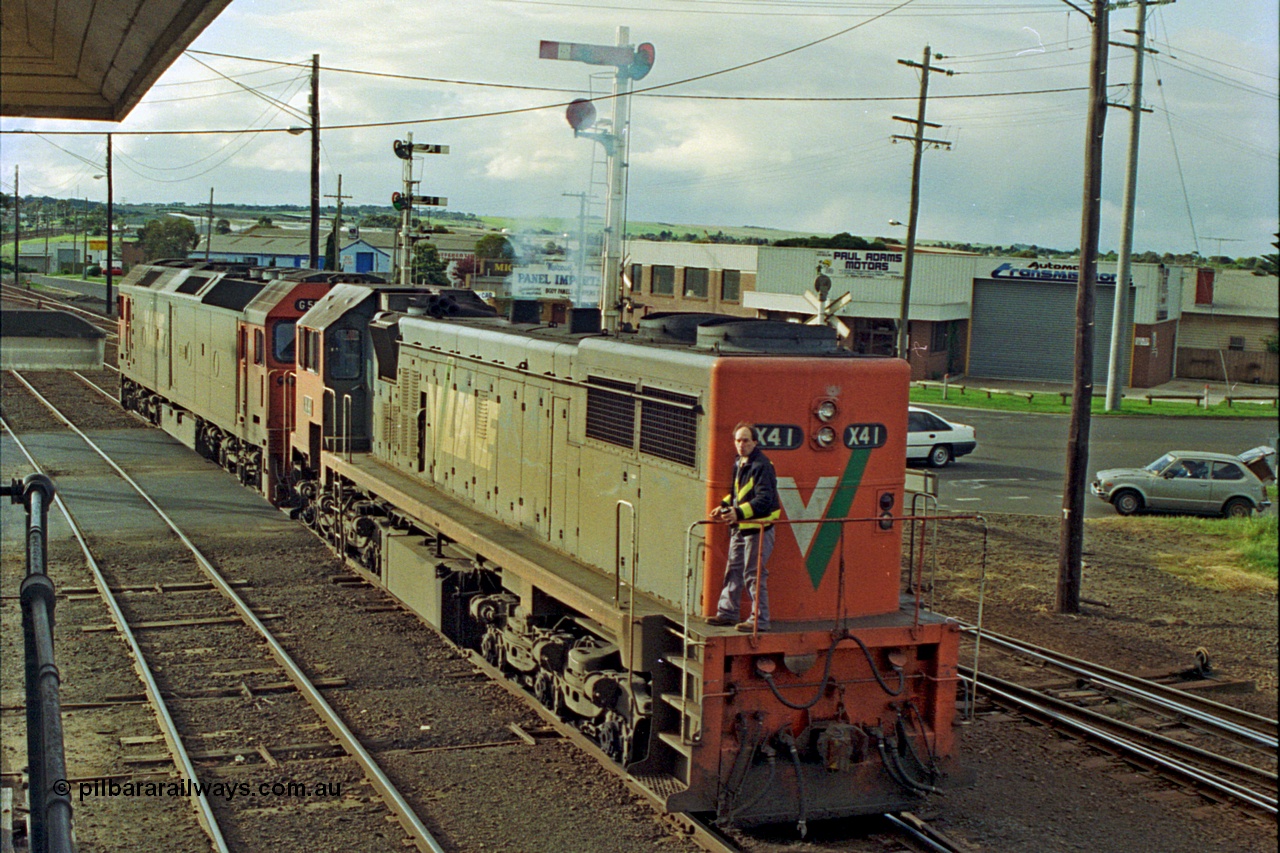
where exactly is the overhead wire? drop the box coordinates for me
[184,54,311,123]
[1147,48,1199,256]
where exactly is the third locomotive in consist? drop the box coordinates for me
[117,261,962,828]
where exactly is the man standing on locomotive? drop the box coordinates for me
[708,423,781,633]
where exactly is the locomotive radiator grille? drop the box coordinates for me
[585,378,635,449]
[639,395,697,468]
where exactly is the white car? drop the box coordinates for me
[907,406,977,467]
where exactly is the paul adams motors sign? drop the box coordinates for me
[816,249,905,279]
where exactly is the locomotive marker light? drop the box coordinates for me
[540,29,654,332]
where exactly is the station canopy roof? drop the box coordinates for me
[1,0,233,121]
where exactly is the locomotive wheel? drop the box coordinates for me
[481,630,505,670]
[534,670,558,711]
[597,711,631,765]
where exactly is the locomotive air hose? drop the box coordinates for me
[781,732,809,838]
[762,631,905,710]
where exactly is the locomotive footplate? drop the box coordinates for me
[323,451,681,641]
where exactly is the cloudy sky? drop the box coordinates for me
[2,0,1276,258]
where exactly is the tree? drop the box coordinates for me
[257,215,274,227]
[359,213,399,228]
[412,242,449,286]
[474,233,516,260]
[215,218,232,234]
[451,255,478,285]
[324,232,339,272]
[137,217,200,261]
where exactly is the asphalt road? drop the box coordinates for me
[924,406,1278,517]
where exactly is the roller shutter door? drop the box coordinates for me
[968,278,1131,383]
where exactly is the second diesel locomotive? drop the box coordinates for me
[117,261,963,827]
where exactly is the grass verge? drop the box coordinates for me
[1093,514,1278,591]
[910,384,1277,418]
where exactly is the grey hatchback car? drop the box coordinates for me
[1091,450,1273,518]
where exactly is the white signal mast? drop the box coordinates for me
[540,28,654,334]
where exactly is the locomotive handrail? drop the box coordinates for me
[321,387,353,461]
[613,500,638,608]
[907,492,940,613]
[342,393,352,462]
[267,369,296,437]
[614,500,639,722]
[680,512,988,731]
[323,386,336,452]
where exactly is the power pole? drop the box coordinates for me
[12,165,18,286]
[892,46,953,361]
[325,174,352,272]
[1058,0,1110,615]
[562,192,588,304]
[1106,0,1171,411]
[206,188,214,262]
[309,53,321,269]
[105,133,114,314]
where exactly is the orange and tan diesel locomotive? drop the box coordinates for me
[118,262,962,828]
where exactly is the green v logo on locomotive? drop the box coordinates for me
[776,449,871,588]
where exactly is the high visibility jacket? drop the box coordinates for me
[721,447,781,532]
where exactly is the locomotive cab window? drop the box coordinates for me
[273,320,297,365]
[328,328,362,380]
[254,329,265,365]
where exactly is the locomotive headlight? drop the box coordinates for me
[815,400,838,422]
[814,426,836,447]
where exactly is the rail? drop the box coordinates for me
[4,374,445,853]
[3,474,73,853]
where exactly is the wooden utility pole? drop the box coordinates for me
[11,165,17,285]
[892,46,953,361]
[1058,0,1109,614]
[309,53,321,269]
[206,188,214,262]
[324,174,352,271]
[105,133,114,314]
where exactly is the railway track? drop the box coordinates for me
[2,368,715,851]
[961,625,1278,816]
[3,369,444,852]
